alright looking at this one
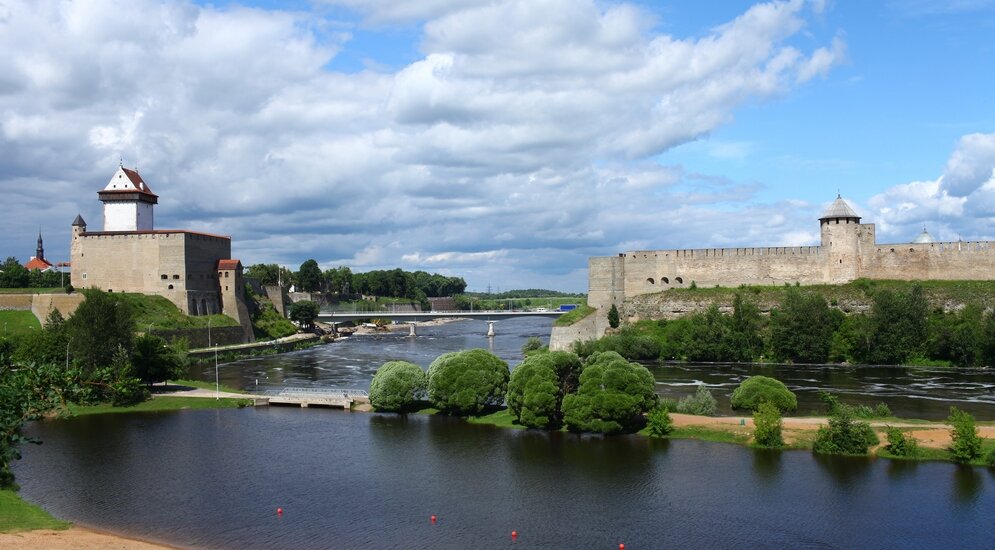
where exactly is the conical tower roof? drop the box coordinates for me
[72,214,87,227]
[819,194,860,221]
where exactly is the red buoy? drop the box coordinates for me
[620,544,625,550]
[277,507,283,515]
[511,530,518,539]
[431,515,437,524]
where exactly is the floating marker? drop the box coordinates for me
[511,530,518,539]
[431,515,437,524]
[620,544,625,550]
[277,507,283,515]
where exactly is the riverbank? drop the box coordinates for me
[0,526,173,549]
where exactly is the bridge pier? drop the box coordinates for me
[487,321,495,338]
[408,322,416,337]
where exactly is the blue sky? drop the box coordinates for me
[2,0,995,291]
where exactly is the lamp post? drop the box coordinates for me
[65,337,72,369]
[207,317,212,348]
[215,342,219,400]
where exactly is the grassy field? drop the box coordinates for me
[0,490,70,532]
[466,408,526,429]
[554,304,595,326]
[0,310,41,336]
[68,396,253,416]
[0,288,63,294]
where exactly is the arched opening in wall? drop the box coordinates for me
[646,278,655,285]
[173,274,180,279]
[909,248,914,252]
[662,277,670,284]
[675,277,684,284]
[161,274,167,280]
[168,284,174,290]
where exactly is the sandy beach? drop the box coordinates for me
[0,526,175,550]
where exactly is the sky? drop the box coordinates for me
[2,0,995,292]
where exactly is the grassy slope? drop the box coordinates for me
[0,490,70,532]
[0,288,63,294]
[114,293,238,331]
[554,304,595,326]
[0,310,41,336]
[69,396,252,416]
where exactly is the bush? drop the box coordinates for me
[948,407,982,463]
[813,404,879,456]
[675,384,717,416]
[427,349,509,416]
[646,406,674,437]
[730,376,797,412]
[874,403,892,417]
[561,351,657,434]
[521,336,544,357]
[884,427,920,458]
[369,361,427,413]
[753,401,783,448]
[572,327,662,361]
[506,351,582,429]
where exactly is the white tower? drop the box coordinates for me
[99,165,158,231]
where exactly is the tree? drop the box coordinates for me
[66,289,134,372]
[11,309,68,367]
[323,266,353,295]
[770,288,838,363]
[506,351,582,429]
[646,406,674,437]
[297,259,323,292]
[1,363,69,488]
[730,376,797,412]
[753,401,783,448]
[813,403,878,455]
[948,407,982,463]
[865,285,928,364]
[0,257,29,289]
[521,336,544,357]
[369,361,427,412]
[427,349,510,416]
[131,334,185,388]
[675,384,717,416]
[607,304,620,329]
[727,293,765,362]
[289,300,320,330]
[245,263,281,286]
[561,351,657,434]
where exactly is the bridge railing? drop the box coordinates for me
[264,387,369,397]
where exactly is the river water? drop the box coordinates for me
[13,317,995,549]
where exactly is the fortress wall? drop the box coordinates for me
[31,293,85,324]
[74,233,160,293]
[620,246,824,297]
[862,241,995,280]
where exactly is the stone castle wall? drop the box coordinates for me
[0,293,85,325]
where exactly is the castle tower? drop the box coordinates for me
[99,165,158,231]
[819,195,862,283]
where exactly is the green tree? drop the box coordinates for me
[245,263,282,286]
[521,336,544,357]
[727,293,765,362]
[131,334,185,388]
[0,257,29,288]
[11,309,69,367]
[297,259,323,292]
[506,351,582,429]
[947,407,983,463]
[675,384,717,416]
[66,289,134,372]
[646,406,674,437]
[561,351,657,434]
[770,288,838,363]
[866,285,928,364]
[753,401,783,448]
[323,266,353,295]
[730,376,797,412]
[883,427,920,458]
[1,363,70,488]
[813,403,879,455]
[427,349,509,416]
[369,361,427,412]
[607,304,620,329]
[289,300,320,330]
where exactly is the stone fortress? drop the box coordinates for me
[551,195,995,349]
[70,165,253,342]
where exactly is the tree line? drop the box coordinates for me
[245,262,466,300]
[0,257,67,289]
[579,284,995,367]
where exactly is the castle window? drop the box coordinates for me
[676,277,684,284]
[225,272,229,278]
[168,284,174,290]
[173,274,180,279]
[161,274,168,280]
[82,273,87,279]
[646,278,655,285]
[839,259,843,264]
[225,286,229,291]
[662,277,670,284]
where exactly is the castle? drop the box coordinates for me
[70,166,253,342]
[550,196,995,349]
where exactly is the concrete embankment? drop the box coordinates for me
[187,332,322,359]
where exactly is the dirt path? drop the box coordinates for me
[670,413,995,449]
[0,527,175,549]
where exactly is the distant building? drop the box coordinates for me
[25,232,55,271]
[70,165,254,342]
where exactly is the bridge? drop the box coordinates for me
[317,309,564,336]
[264,387,369,409]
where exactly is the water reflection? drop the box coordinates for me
[952,465,983,505]
[751,448,783,481]
[812,453,874,487]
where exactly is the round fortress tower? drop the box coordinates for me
[819,194,862,283]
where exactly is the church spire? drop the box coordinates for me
[36,231,44,261]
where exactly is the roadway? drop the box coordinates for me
[316,310,565,323]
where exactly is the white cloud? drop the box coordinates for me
[940,132,995,197]
[0,0,845,291]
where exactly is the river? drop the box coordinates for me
[12,317,995,549]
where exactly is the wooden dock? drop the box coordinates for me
[264,387,369,409]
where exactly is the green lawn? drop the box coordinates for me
[68,396,253,416]
[0,288,63,294]
[0,490,70,532]
[554,304,595,326]
[0,310,41,336]
[466,408,526,429]
[113,292,238,331]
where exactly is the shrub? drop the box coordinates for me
[813,404,879,456]
[608,304,620,329]
[369,361,427,413]
[561,351,657,434]
[884,427,920,458]
[730,376,797,412]
[507,357,559,429]
[753,401,783,448]
[427,349,509,416]
[986,447,995,467]
[874,403,892,417]
[948,407,983,463]
[646,406,674,437]
[521,336,544,356]
[675,384,717,416]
